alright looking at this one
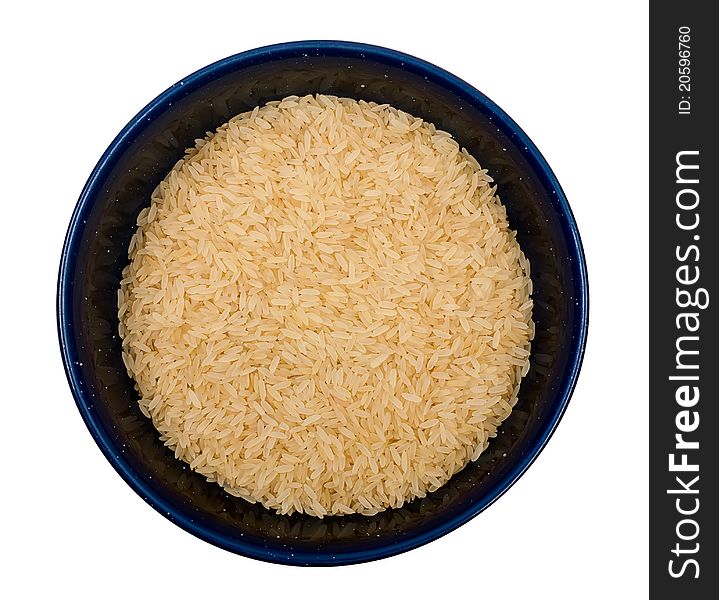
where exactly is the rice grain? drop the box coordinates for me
[119,94,534,517]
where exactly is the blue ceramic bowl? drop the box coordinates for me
[58,41,588,566]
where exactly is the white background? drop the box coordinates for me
[2,1,647,597]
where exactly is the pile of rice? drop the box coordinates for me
[118,94,533,517]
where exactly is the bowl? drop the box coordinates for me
[57,40,588,565]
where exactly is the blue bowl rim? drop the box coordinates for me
[57,40,589,566]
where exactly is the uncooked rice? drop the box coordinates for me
[118,94,534,517]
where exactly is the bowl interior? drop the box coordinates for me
[60,43,584,564]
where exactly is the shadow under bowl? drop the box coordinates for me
[57,40,588,566]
